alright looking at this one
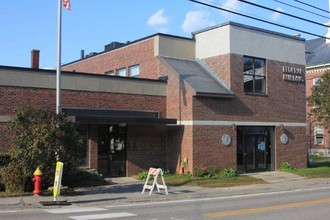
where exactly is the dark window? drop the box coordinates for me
[243,56,266,94]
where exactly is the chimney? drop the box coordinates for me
[81,50,85,59]
[31,49,40,69]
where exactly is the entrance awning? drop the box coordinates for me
[62,108,177,125]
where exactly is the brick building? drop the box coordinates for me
[0,22,307,176]
[305,29,330,156]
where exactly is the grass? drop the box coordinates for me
[163,174,265,188]
[288,156,330,178]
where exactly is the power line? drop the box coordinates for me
[293,0,330,14]
[187,0,330,40]
[274,0,330,20]
[236,0,329,28]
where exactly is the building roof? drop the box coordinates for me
[306,37,330,67]
[160,57,234,98]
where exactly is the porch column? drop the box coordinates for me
[88,124,98,170]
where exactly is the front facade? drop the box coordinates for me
[0,22,307,176]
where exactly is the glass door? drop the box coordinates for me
[98,124,126,177]
[244,134,267,172]
[108,125,126,177]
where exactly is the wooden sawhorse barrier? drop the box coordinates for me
[142,168,168,195]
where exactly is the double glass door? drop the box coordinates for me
[244,134,268,171]
[98,124,126,177]
[237,127,274,173]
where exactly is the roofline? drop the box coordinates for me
[192,21,306,42]
[0,65,167,84]
[306,62,330,71]
[62,33,193,67]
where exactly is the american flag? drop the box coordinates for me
[62,0,71,10]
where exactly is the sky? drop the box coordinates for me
[0,0,329,69]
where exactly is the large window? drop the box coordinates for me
[117,68,127,77]
[243,56,266,94]
[129,65,140,78]
[314,125,324,145]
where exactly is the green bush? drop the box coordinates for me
[2,105,86,192]
[193,166,220,178]
[0,153,10,167]
[136,170,149,180]
[65,169,107,188]
[279,162,296,172]
[193,168,208,177]
[222,168,239,177]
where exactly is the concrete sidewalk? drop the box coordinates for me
[1,172,330,210]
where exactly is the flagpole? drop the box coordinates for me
[56,0,62,115]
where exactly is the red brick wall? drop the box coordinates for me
[0,86,167,152]
[276,126,307,169]
[62,38,160,79]
[193,126,237,171]
[126,125,167,176]
[196,54,306,123]
[159,59,195,173]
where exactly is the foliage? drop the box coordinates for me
[1,105,86,192]
[221,168,239,177]
[307,71,330,127]
[136,170,149,180]
[64,169,107,188]
[0,153,10,167]
[193,166,218,178]
[279,162,296,172]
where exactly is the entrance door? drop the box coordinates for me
[98,124,126,177]
[244,134,268,172]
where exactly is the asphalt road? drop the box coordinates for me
[1,186,330,220]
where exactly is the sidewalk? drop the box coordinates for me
[1,171,330,210]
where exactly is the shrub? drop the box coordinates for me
[0,153,10,167]
[65,169,107,188]
[193,166,220,178]
[222,168,239,177]
[136,170,149,180]
[193,168,208,177]
[279,162,296,172]
[2,105,86,192]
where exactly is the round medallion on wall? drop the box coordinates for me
[222,134,232,146]
[280,133,289,145]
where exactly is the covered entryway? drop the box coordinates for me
[237,126,275,173]
[62,108,176,177]
[98,124,126,177]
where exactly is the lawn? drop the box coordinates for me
[289,156,330,178]
[163,174,265,188]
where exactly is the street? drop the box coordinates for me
[1,186,330,220]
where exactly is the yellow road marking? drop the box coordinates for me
[206,198,330,218]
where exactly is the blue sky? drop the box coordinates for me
[0,0,329,68]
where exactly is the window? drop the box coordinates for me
[314,125,324,145]
[313,77,321,86]
[243,56,266,94]
[105,70,114,76]
[129,65,140,78]
[117,68,126,77]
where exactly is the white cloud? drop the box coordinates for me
[147,9,168,27]
[270,7,283,21]
[222,0,241,11]
[181,10,216,33]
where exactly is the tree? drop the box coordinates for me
[1,105,86,192]
[307,71,330,128]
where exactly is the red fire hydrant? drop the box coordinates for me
[32,167,43,196]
